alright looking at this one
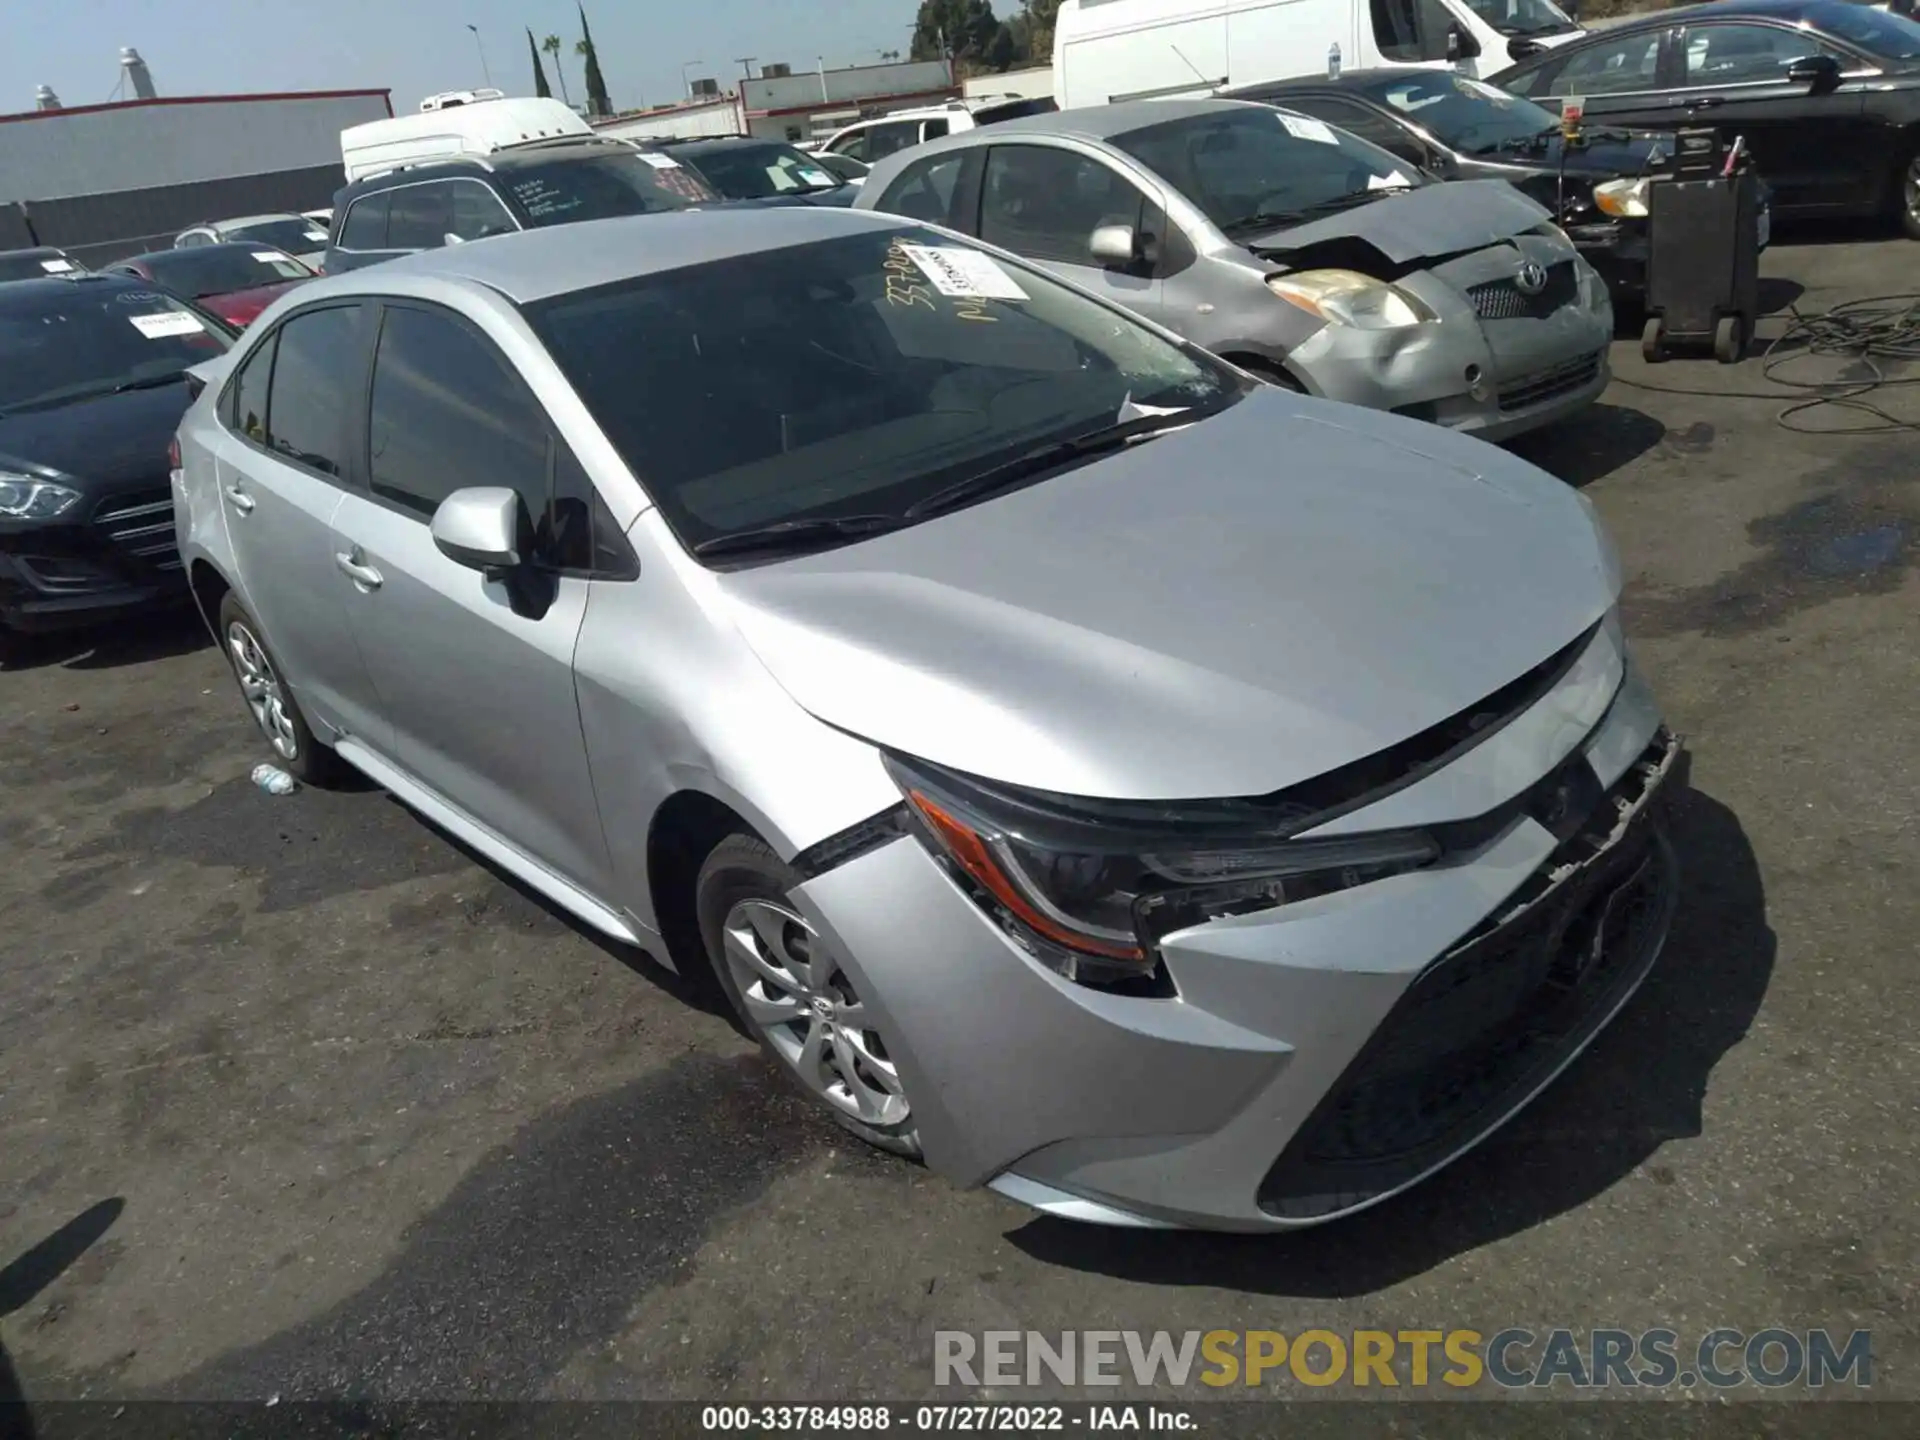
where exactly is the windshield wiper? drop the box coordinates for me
[692,512,907,559]
[111,371,189,395]
[1223,188,1401,233]
[904,411,1191,522]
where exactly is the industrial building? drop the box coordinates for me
[595,58,959,145]
[2,48,390,265]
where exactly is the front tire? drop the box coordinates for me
[696,834,921,1158]
[216,593,339,785]
[1899,146,1920,241]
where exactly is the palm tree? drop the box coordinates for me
[541,33,572,106]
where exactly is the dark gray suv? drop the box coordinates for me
[323,137,721,273]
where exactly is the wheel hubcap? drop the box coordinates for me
[721,898,910,1128]
[227,620,298,761]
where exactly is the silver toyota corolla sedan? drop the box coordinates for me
[174,207,1681,1231]
[856,98,1613,441]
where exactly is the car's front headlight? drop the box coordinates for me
[1593,177,1651,219]
[1266,269,1435,330]
[0,471,84,521]
[887,754,1440,988]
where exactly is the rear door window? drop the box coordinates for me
[228,332,275,442]
[338,193,391,250]
[864,121,923,161]
[1371,0,1455,62]
[262,305,364,477]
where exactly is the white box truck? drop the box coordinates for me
[1051,0,1586,109]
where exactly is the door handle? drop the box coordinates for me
[1684,95,1724,109]
[223,485,255,515]
[334,549,383,590]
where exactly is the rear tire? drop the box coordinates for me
[696,834,921,1158]
[215,593,341,786]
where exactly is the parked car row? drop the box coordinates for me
[20,0,1912,1228]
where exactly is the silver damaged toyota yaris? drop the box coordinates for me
[173,208,1683,1231]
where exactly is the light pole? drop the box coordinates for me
[465,25,493,89]
[735,56,757,81]
[680,59,705,97]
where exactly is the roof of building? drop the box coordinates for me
[0,88,391,126]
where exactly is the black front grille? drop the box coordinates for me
[1499,352,1602,413]
[91,488,181,573]
[1257,731,1683,1222]
[1468,261,1578,321]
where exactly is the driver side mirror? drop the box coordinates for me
[1785,54,1842,92]
[1508,37,1545,62]
[1090,224,1141,268]
[431,487,524,575]
[1448,24,1482,62]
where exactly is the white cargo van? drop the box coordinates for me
[1052,0,1585,109]
[340,97,594,182]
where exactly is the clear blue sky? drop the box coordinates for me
[6,0,929,116]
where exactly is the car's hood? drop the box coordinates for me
[1476,129,1670,182]
[0,381,191,501]
[715,389,1616,800]
[1246,178,1551,266]
[204,278,309,326]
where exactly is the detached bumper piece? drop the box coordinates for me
[1257,729,1684,1221]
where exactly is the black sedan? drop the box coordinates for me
[651,136,860,207]
[0,247,85,283]
[1224,68,1771,298]
[0,273,233,639]
[1491,0,1920,238]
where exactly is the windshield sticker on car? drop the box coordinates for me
[129,311,205,339]
[638,152,681,169]
[39,258,75,273]
[799,168,836,186]
[1368,171,1415,191]
[251,251,284,263]
[113,290,168,305]
[1384,88,1445,114]
[1277,113,1339,145]
[883,242,939,312]
[304,229,327,242]
[898,244,1028,303]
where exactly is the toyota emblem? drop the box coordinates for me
[1514,261,1549,295]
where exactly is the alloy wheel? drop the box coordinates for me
[720,898,909,1128]
[226,619,298,761]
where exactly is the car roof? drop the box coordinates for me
[1553,0,1844,32]
[116,241,293,265]
[927,96,1276,145]
[338,138,632,194]
[324,206,903,304]
[1226,67,1461,95]
[0,270,146,312]
[209,213,305,229]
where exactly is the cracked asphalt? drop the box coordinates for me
[1,229,1915,1426]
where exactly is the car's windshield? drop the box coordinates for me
[0,282,229,412]
[680,142,846,198]
[1358,73,1563,153]
[1457,0,1578,37]
[524,226,1243,556]
[1816,2,1920,60]
[228,218,328,252]
[129,246,311,297]
[1112,106,1425,235]
[0,251,81,283]
[501,152,717,226]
